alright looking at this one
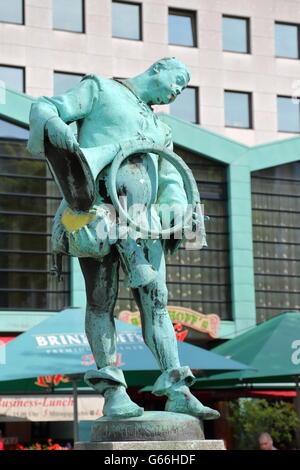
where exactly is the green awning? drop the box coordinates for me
[196,311,300,387]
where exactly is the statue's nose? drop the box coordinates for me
[171,85,181,95]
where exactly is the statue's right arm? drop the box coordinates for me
[27,77,100,157]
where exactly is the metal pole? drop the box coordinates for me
[294,375,300,449]
[72,378,79,445]
[295,376,300,416]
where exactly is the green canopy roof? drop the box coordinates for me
[196,311,300,387]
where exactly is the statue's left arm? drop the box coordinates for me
[157,123,188,207]
[156,124,188,254]
[27,75,101,157]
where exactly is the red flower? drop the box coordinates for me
[52,444,61,450]
[16,444,28,450]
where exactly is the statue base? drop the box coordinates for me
[74,411,225,450]
[75,440,225,450]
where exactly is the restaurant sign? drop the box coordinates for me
[0,395,104,422]
[119,306,220,338]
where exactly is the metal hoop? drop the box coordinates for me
[107,141,201,238]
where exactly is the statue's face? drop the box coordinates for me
[148,68,189,105]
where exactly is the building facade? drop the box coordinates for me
[2,0,300,144]
[0,0,300,344]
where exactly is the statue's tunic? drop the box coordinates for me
[27,75,188,258]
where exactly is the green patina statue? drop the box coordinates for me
[27,58,220,421]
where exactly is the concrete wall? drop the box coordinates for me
[1,0,300,145]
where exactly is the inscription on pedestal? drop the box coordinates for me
[91,411,205,442]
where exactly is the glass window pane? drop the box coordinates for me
[0,119,28,140]
[168,147,231,320]
[0,134,70,310]
[0,66,24,92]
[112,1,141,40]
[53,72,83,96]
[0,0,23,24]
[277,96,300,132]
[168,11,195,47]
[53,0,83,32]
[275,23,299,59]
[0,157,44,177]
[0,194,48,214]
[252,161,300,323]
[223,16,249,53]
[0,233,47,252]
[170,87,197,123]
[225,91,251,128]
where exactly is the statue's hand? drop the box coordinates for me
[191,210,207,232]
[45,116,79,153]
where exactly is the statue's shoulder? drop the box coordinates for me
[80,74,110,93]
[158,118,172,140]
[160,119,171,132]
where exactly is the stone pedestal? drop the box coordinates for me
[74,411,225,450]
[75,440,225,450]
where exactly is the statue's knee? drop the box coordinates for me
[86,301,114,316]
[152,284,168,310]
[86,287,117,313]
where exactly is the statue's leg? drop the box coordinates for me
[79,251,143,418]
[131,239,220,420]
[116,237,157,288]
[131,242,180,370]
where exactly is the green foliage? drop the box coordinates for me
[227,399,299,450]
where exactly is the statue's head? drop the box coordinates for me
[146,58,190,105]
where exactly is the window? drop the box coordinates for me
[252,162,300,323]
[0,119,28,140]
[112,1,142,40]
[115,149,231,321]
[277,96,300,133]
[54,72,84,96]
[275,22,300,59]
[222,15,250,53]
[0,65,24,92]
[0,0,24,24]
[170,87,198,123]
[224,90,252,128]
[168,9,196,47]
[166,148,231,320]
[0,120,70,310]
[53,0,84,33]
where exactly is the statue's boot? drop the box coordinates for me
[117,237,157,288]
[152,366,220,421]
[102,386,144,418]
[84,366,144,418]
[165,385,220,420]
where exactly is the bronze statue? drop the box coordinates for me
[27,58,220,421]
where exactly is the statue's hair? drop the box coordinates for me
[149,57,190,83]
